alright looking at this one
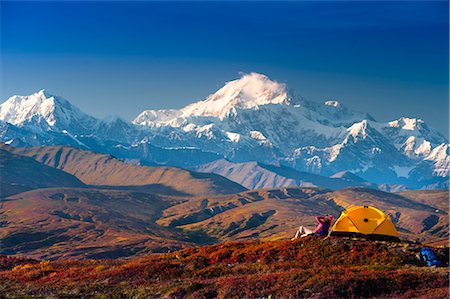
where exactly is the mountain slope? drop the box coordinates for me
[0,188,197,259]
[0,143,246,197]
[290,120,412,183]
[381,117,448,160]
[157,187,448,243]
[0,148,85,197]
[396,189,449,211]
[2,238,448,298]
[192,159,376,190]
[1,186,447,260]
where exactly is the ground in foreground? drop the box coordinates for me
[0,238,448,298]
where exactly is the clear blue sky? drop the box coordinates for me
[1,1,448,136]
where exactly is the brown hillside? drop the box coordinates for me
[1,186,447,260]
[0,149,85,197]
[397,189,449,211]
[0,188,198,260]
[158,187,448,243]
[157,187,337,241]
[1,144,246,197]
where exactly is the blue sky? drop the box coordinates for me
[1,1,448,136]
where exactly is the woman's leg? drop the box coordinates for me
[292,226,304,240]
[292,226,314,240]
[300,227,314,237]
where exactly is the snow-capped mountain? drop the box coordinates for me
[131,73,447,187]
[0,90,145,149]
[289,120,409,183]
[133,73,374,154]
[380,117,447,159]
[1,73,448,189]
[0,89,97,134]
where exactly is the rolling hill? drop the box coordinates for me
[0,148,84,197]
[157,187,448,243]
[0,143,246,197]
[0,188,198,260]
[396,189,449,211]
[2,186,447,260]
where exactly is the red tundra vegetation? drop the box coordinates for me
[0,238,448,298]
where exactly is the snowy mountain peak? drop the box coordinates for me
[0,89,59,126]
[383,116,447,158]
[347,120,370,139]
[388,117,424,131]
[100,114,129,124]
[36,89,55,98]
[0,90,97,133]
[133,109,181,127]
[424,143,450,177]
[180,72,291,118]
[324,100,341,108]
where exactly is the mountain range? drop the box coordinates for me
[1,72,448,190]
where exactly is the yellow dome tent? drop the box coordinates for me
[329,205,400,241]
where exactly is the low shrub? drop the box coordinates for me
[0,238,447,298]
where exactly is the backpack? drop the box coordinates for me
[420,247,442,267]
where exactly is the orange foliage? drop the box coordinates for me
[0,238,448,298]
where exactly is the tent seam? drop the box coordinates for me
[346,214,362,232]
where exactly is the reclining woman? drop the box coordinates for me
[292,214,334,240]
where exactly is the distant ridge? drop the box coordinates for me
[0,148,84,197]
[192,159,376,190]
[0,143,246,197]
